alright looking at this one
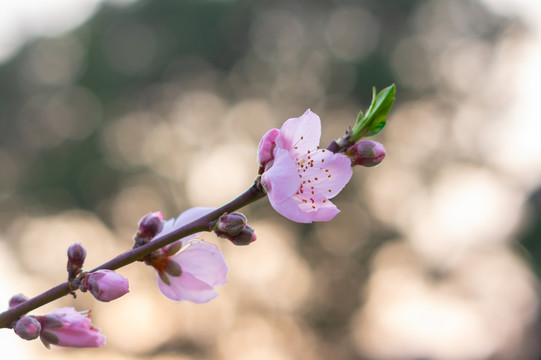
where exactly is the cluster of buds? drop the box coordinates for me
[66,243,130,303]
[213,212,256,246]
[10,296,105,348]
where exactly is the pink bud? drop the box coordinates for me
[229,225,256,246]
[67,242,87,270]
[83,270,129,302]
[14,316,41,340]
[257,128,280,167]
[138,211,165,238]
[346,140,386,167]
[215,212,247,237]
[9,294,28,309]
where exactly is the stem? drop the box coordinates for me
[0,182,266,329]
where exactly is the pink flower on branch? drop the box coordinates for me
[149,207,228,304]
[37,307,105,348]
[258,109,352,223]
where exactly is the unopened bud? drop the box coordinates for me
[215,212,247,237]
[67,242,87,269]
[346,140,386,167]
[138,211,165,239]
[228,225,256,246]
[14,316,41,340]
[67,242,87,280]
[9,294,28,309]
[257,128,280,168]
[83,270,130,303]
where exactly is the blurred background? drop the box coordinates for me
[0,0,540,359]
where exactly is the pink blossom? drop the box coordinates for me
[258,109,352,223]
[84,269,130,302]
[151,207,228,304]
[38,307,105,348]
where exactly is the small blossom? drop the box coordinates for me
[346,139,386,167]
[258,109,353,223]
[83,270,130,302]
[14,316,41,340]
[37,307,105,348]
[150,207,228,304]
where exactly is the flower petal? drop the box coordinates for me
[261,148,299,203]
[266,196,311,223]
[257,128,280,165]
[155,207,215,251]
[276,109,321,157]
[173,240,228,286]
[156,271,218,304]
[298,150,352,199]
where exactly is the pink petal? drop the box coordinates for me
[298,150,352,199]
[257,128,280,165]
[275,109,321,157]
[261,148,299,203]
[155,207,215,250]
[46,327,106,348]
[157,272,218,304]
[307,199,340,221]
[267,195,314,223]
[174,207,215,228]
[173,241,228,286]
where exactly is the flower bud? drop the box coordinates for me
[228,225,256,246]
[67,242,87,281]
[215,212,247,237]
[67,242,87,269]
[83,270,129,302]
[257,128,280,167]
[137,211,165,239]
[9,294,28,309]
[14,316,41,340]
[346,140,386,167]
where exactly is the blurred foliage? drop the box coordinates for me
[0,0,507,214]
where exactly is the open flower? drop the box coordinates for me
[150,207,228,304]
[37,307,105,348]
[258,109,352,223]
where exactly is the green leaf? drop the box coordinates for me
[351,84,395,141]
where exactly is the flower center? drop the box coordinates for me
[294,148,334,210]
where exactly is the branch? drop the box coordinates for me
[0,181,266,329]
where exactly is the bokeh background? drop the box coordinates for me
[1,0,540,359]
